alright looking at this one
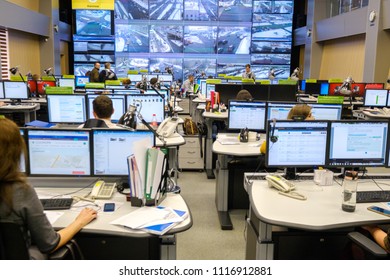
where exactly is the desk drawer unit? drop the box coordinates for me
[179,136,204,170]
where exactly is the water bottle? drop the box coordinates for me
[151,114,158,130]
[342,170,358,212]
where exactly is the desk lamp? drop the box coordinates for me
[43,67,57,85]
[9,66,26,83]
[290,67,300,81]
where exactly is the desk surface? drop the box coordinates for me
[202,111,228,119]
[35,186,192,238]
[0,103,40,110]
[156,133,186,147]
[249,179,390,231]
[213,133,263,156]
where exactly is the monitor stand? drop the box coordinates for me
[284,168,297,180]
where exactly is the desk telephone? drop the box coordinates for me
[364,107,390,115]
[265,175,306,200]
[156,117,179,138]
[91,180,116,199]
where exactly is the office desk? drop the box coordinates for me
[33,179,192,260]
[190,97,206,123]
[202,111,228,179]
[213,134,262,229]
[0,103,40,123]
[246,179,390,259]
[156,133,186,183]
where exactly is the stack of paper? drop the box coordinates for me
[110,206,188,235]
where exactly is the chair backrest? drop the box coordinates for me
[0,221,30,260]
[82,119,108,128]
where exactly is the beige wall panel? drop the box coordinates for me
[6,0,39,11]
[8,29,41,76]
[60,40,69,75]
[319,34,365,81]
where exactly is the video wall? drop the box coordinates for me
[73,0,294,82]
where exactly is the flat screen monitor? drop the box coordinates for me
[266,121,329,168]
[75,76,90,88]
[269,84,297,101]
[242,84,269,100]
[328,121,388,167]
[3,81,29,100]
[364,89,388,107]
[310,104,342,120]
[128,74,143,83]
[87,94,125,123]
[319,82,330,95]
[0,81,4,99]
[113,89,141,95]
[300,80,306,91]
[158,74,173,83]
[228,100,267,131]
[75,10,112,36]
[266,102,295,120]
[126,94,165,124]
[215,84,241,106]
[58,78,75,90]
[92,129,155,176]
[36,80,56,95]
[205,84,215,99]
[328,83,343,95]
[351,83,366,96]
[28,129,91,176]
[200,80,207,95]
[47,94,87,123]
[27,80,37,96]
[304,82,321,95]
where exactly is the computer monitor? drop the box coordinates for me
[243,84,269,100]
[365,83,384,89]
[269,84,297,101]
[215,84,242,106]
[128,74,143,83]
[92,129,155,176]
[300,80,306,91]
[200,80,207,95]
[319,82,330,95]
[27,129,91,176]
[351,83,366,97]
[304,82,321,95]
[3,81,29,101]
[328,83,343,96]
[228,100,267,131]
[266,102,295,120]
[265,120,329,168]
[27,80,37,96]
[363,89,388,107]
[75,76,90,88]
[310,104,342,120]
[126,94,165,124]
[158,74,173,83]
[87,94,126,123]
[47,94,87,123]
[327,121,388,167]
[113,89,141,95]
[0,81,4,99]
[205,84,215,99]
[58,78,75,90]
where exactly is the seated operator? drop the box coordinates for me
[260,104,314,154]
[236,89,253,101]
[80,95,118,128]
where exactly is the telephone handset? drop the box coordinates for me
[156,117,179,138]
[265,174,295,192]
[90,180,116,199]
[265,175,306,200]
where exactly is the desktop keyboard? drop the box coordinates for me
[356,191,390,203]
[40,198,73,210]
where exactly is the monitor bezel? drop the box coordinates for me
[26,128,92,177]
[363,89,388,107]
[91,128,156,176]
[227,99,267,132]
[125,94,166,124]
[327,120,389,168]
[86,93,126,123]
[47,94,87,124]
[265,120,330,168]
[3,80,29,100]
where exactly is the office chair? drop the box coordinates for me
[0,221,84,260]
[347,231,389,259]
[82,119,108,128]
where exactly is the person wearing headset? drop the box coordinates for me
[260,104,314,154]
[0,117,97,259]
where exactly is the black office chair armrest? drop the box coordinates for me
[49,239,84,260]
[348,231,388,258]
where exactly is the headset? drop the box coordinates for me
[270,118,278,143]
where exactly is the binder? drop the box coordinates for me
[144,148,166,205]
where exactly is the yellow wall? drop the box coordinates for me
[319,34,365,81]
[8,29,41,76]
[6,0,39,11]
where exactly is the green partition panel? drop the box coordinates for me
[45,87,74,94]
[317,96,344,104]
[85,82,105,89]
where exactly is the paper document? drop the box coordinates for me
[216,135,240,145]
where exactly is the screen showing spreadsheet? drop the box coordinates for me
[86,94,125,123]
[364,89,388,107]
[47,94,87,123]
[228,100,266,131]
[126,94,165,124]
[266,121,328,167]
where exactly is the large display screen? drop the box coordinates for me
[74,1,294,82]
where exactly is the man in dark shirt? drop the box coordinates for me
[90,62,100,82]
